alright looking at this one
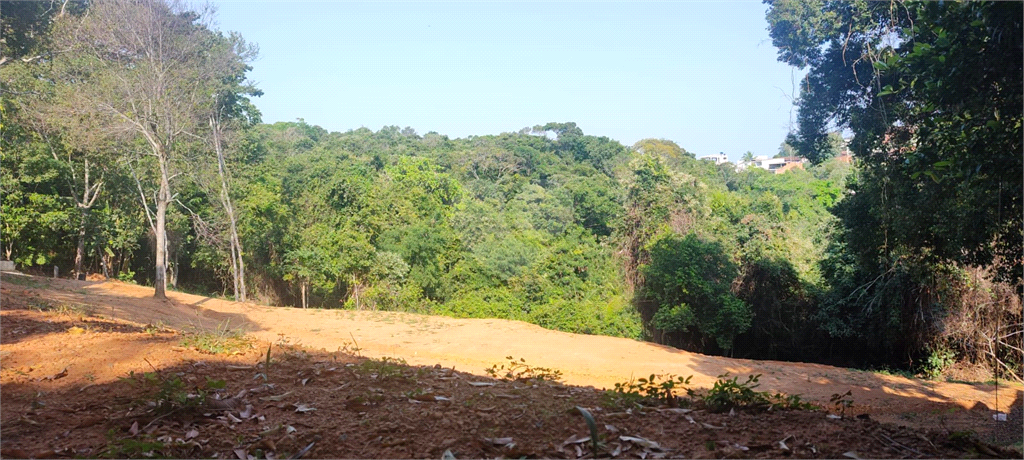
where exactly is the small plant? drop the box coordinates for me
[922,347,956,380]
[356,357,409,381]
[702,373,817,412]
[179,320,252,355]
[830,389,855,417]
[255,344,273,381]
[703,373,768,412]
[485,356,562,383]
[605,374,693,408]
[100,430,166,458]
[128,370,226,415]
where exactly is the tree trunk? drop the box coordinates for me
[154,163,170,299]
[74,209,88,278]
[301,281,307,309]
[211,115,246,302]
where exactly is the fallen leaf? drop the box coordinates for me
[484,437,514,446]
[67,326,85,335]
[260,391,293,402]
[468,381,495,387]
[239,405,254,419]
[293,403,316,413]
[826,414,842,420]
[227,413,243,423]
[701,422,726,429]
[620,435,661,450]
[300,378,310,386]
[561,434,591,447]
[42,368,68,381]
[441,449,456,460]
[604,424,619,433]
[433,395,451,401]
[843,452,862,459]
[185,428,199,440]
[129,421,139,436]
[656,408,692,414]
[610,443,622,457]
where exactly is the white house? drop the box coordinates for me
[699,152,729,165]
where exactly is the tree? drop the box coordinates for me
[49,0,259,298]
[767,0,1022,281]
[641,233,751,353]
[768,0,1023,370]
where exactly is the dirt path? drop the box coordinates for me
[4,273,1021,433]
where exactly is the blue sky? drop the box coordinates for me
[213,1,804,162]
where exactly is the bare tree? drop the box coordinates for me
[49,0,257,298]
[210,104,246,302]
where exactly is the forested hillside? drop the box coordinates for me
[1,0,1019,378]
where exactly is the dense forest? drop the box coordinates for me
[1,0,1020,379]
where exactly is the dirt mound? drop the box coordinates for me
[1,273,1021,458]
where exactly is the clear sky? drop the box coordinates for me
[212,1,805,162]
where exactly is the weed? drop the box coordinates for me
[485,356,563,383]
[700,373,816,413]
[100,430,166,458]
[179,320,252,355]
[356,357,409,381]
[126,370,226,416]
[575,406,602,454]
[922,347,956,380]
[28,300,94,317]
[703,374,766,412]
[604,374,693,408]
[255,344,273,382]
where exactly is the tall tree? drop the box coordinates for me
[767,0,1022,281]
[48,0,259,298]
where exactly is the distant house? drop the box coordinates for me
[737,155,808,174]
[699,152,729,165]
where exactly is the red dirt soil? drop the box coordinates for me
[2,272,1021,458]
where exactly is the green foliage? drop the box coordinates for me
[642,233,751,352]
[355,357,410,382]
[606,374,693,408]
[485,356,563,383]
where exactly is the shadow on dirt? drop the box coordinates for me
[4,338,1016,460]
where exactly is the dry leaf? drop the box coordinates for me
[843,452,862,459]
[129,421,139,436]
[561,434,591,447]
[701,422,726,429]
[260,391,293,402]
[468,382,495,387]
[293,403,316,413]
[657,408,692,414]
[684,415,696,424]
[300,378,310,386]
[620,435,661,450]
[605,424,619,433]
[441,449,456,460]
[484,437,514,446]
[185,428,199,440]
[67,326,85,335]
[42,368,68,381]
[433,395,451,401]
